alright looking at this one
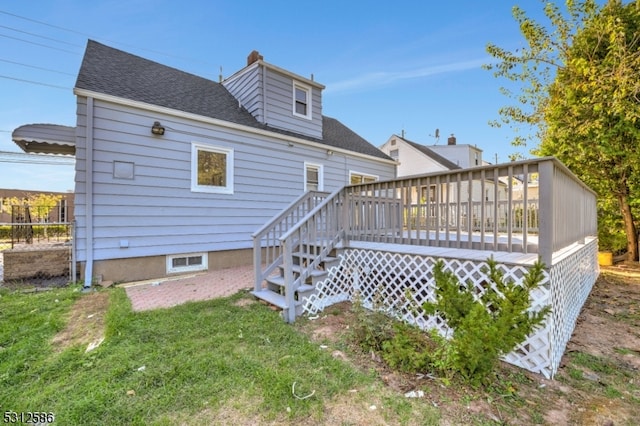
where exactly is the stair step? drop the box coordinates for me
[266,275,286,286]
[292,252,337,263]
[265,276,315,293]
[279,264,328,277]
[296,283,315,293]
[251,289,287,309]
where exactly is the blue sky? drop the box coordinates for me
[0,0,556,192]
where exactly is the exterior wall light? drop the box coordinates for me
[151,121,165,135]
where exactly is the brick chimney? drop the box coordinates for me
[247,50,263,65]
[447,134,457,145]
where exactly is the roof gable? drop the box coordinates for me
[75,40,258,127]
[75,40,391,161]
[398,136,460,170]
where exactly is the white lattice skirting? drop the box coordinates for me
[303,239,599,378]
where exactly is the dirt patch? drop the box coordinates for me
[52,290,109,352]
[233,297,256,308]
[2,275,70,290]
[296,267,640,425]
[567,271,640,370]
[176,391,425,426]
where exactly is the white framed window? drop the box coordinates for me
[349,171,378,185]
[304,162,324,191]
[191,143,234,194]
[389,149,399,160]
[293,82,311,119]
[166,252,208,274]
[420,185,437,202]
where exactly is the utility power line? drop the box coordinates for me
[0,8,222,93]
[0,24,84,48]
[0,58,75,76]
[0,9,215,67]
[0,74,70,90]
[0,33,79,55]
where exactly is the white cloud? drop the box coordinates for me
[325,57,488,94]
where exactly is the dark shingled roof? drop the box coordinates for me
[76,40,391,161]
[399,136,461,170]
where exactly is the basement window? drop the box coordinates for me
[166,253,208,274]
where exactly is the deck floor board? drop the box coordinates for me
[341,236,597,267]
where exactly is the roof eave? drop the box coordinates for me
[73,88,394,165]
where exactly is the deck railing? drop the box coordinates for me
[278,189,345,322]
[252,190,330,292]
[253,157,597,322]
[343,157,597,265]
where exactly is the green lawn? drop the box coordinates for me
[0,285,438,425]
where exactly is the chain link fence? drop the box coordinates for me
[0,204,75,288]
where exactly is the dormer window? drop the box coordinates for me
[293,82,311,119]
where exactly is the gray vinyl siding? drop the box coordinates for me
[74,97,393,263]
[222,64,264,123]
[223,63,323,139]
[264,68,322,139]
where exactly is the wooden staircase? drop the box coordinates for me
[252,188,346,322]
[252,243,341,318]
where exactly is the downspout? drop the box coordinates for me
[83,97,94,290]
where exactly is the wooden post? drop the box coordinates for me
[538,160,555,267]
[282,238,296,323]
[341,190,350,246]
[253,236,262,292]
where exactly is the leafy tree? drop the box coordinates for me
[540,0,640,259]
[25,193,63,223]
[485,0,640,260]
[0,194,62,222]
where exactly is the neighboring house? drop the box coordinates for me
[13,40,395,283]
[512,173,539,201]
[379,134,508,229]
[381,133,461,176]
[428,134,483,168]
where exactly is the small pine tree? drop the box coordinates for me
[423,257,550,384]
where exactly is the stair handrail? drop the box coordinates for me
[252,190,330,292]
[279,187,346,322]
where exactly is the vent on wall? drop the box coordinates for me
[166,253,208,274]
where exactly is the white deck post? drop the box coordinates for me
[341,190,350,245]
[282,238,296,323]
[253,237,262,292]
[538,160,555,267]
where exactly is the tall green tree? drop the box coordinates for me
[486,0,640,261]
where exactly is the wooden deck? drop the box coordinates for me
[252,157,599,378]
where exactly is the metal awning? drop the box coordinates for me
[12,124,76,156]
